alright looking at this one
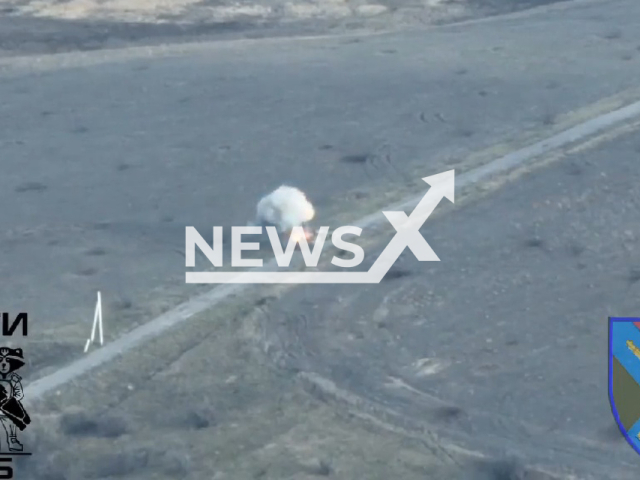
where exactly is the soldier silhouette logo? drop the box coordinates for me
[0,348,30,452]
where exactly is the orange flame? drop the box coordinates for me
[289,227,315,243]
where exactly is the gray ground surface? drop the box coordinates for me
[258,127,640,479]
[0,0,566,57]
[17,97,640,480]
[4,0,640,478]
[3,0,640,383]
[17,286,560,480]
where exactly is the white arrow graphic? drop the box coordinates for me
[185,170,455,284]
[367,169,454,282]
[84,291,104,352]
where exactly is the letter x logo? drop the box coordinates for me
[368,171,454,280]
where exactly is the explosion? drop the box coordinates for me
[254,185,317,242]
[289,226,316,243]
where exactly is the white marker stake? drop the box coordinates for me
[84,291,104,353]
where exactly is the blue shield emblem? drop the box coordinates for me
[609,317,640,456]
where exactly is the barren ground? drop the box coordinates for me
[0,0,565,56]
[4,0,640,479]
